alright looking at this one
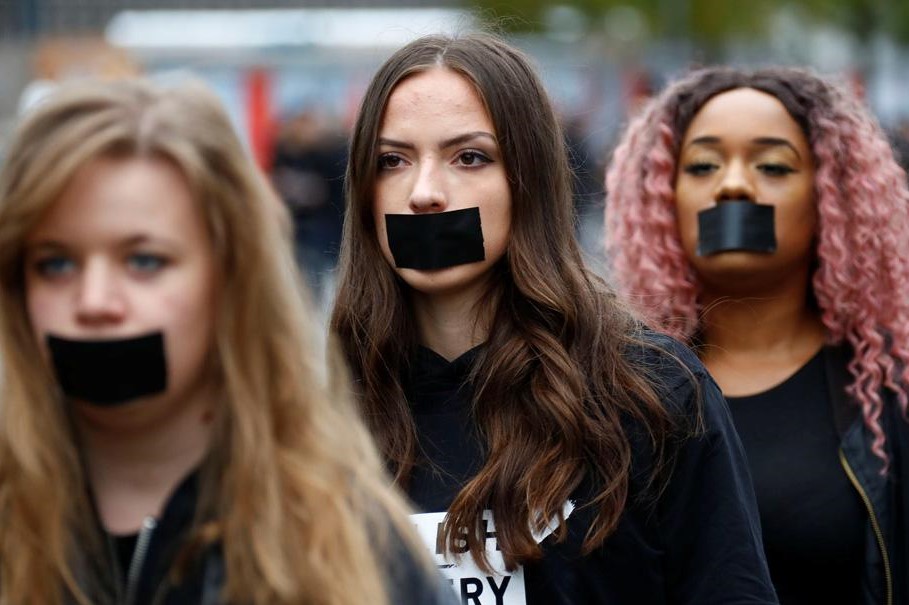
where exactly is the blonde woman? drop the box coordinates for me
[0,79,454,605]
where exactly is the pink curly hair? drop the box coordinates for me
[606,66,909,468]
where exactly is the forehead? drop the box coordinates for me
[683,87,808,148]
[27,156,201,243]
[379,67,494,134]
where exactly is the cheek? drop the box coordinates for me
[24,284,65,338]
[482,208,509,256]
[145,258,213,329]
[776,194,818,250]
[794,186,818,223]
[373,212,394,267]
[479,187,512,259]
[673,188,702,257]
[162,272,215,330]
[773,172,816,223]
[677,212,698,255]
[373,179,404,221]
[372,184,399,267]
[154,279,217,380]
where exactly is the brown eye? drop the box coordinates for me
[682,162,718,176]
[377,154,404,170]
[758,163,795,176]
[457,150,491,167]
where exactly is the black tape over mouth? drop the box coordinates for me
[47,332,168,406]
[385,207,486,270]
[696,200,777,256]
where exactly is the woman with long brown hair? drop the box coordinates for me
[0,78,455,605]
[331,33,778,604]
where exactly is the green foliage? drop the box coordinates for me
[468,0,909,43]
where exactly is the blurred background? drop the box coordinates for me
[1,0,908,308]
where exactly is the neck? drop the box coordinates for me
[412,280,492,361]
[698,270,827,395]
[76,384,216,534]
[700,293,825,354]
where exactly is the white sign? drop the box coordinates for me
[411,502,574,605]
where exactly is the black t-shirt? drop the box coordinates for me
[726,349,867,605]
[404,336,778,605]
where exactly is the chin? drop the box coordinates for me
[694,252,795,290]
[397,262,491,297]
[70,391,170,432]
[695,249,776,268]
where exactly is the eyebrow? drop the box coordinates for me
[753,137,802,159]
[26,234,173,251]
[24,241,68,255]
[686,135,802,159]
[378,131,498,150]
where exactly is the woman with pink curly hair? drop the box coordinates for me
[606,66,909,605]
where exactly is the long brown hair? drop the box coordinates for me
[331,33,677,570]
[0,79,418,605]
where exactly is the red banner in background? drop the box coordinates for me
[245,67,274,171]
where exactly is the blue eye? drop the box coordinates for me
[34,256,76,278]
[127,253,167,273]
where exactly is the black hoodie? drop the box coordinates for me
[404,333,779,605]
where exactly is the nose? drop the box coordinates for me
[714,159,756,202]
[75,259,127,326]
[408,160,448,214]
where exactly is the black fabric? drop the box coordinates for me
[404,333,778,605]
[821,345,909,605]
[99,471,204,605]
[47,332,167,405]
[79,470,456,605]
[111,532,138,585]
[697,201,777,256]
[75,471,203,604]
[726,349,866,605]
[386,208,485,270]
[407,345,485,513]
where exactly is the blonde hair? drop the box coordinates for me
[0,79,415,605]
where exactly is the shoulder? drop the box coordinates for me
[623,329,714,413]
[624,330,708,381]
[621,330,745,463]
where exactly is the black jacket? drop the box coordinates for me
[405,333,779,605]
[824,346,909,605]
[76,471,457,605]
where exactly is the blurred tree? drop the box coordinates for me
[470,0,909,45]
